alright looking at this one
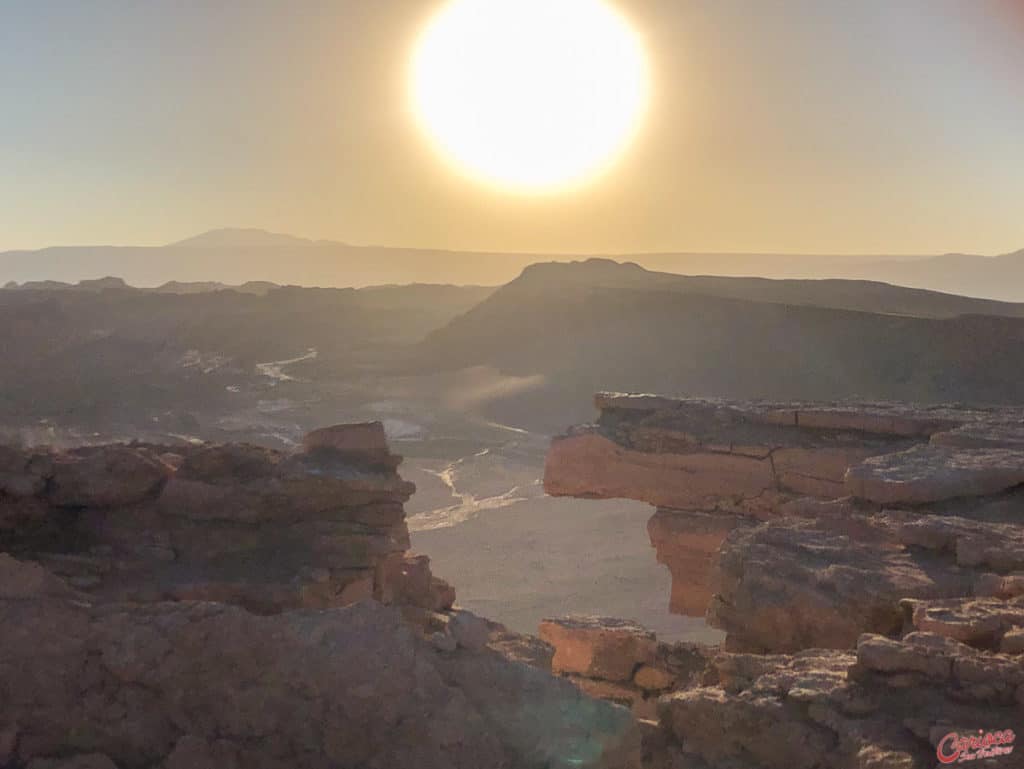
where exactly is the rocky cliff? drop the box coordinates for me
[0,423,639,769]
[543,393,1024,767]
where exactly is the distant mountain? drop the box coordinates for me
[427,258,1024,321]
[420,260,1024,429]
[150,280,278,295]
[836,248,1024,303]
[0,281,494,433]
[2,275,279,296]
[3,228,1023,299]
[3,258,1024,438]
[0,230,539,289]
[170,228,315,249]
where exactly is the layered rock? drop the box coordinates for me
[545,393,1024,651]
[0,423,452,614]
[0,555,639,769]
[545,392,1024,766]
[544,394,969,513]
[0,424,641,768]
[709,508,1024,652]
[656,595,1024,769]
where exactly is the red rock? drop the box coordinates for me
[545,431,777,513]
[647,509,746,616]
[633,664,675,691]
[377,553,456,611]
[539,616,657,682]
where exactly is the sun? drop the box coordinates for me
[410,0,649,193]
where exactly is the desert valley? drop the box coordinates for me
[1,237,1023,766]
[4,1,1023,766]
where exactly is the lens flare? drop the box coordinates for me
[410,0,649,193]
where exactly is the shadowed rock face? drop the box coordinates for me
[656,598,1024,769]
[543,393,1024,768]
[0,422,453,614]
[545,393,1024,651]
[0,424,641,769]
[0,555,639,769]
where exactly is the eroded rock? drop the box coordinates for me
[845,444,1024,505]
[0,428,438,615]
[0,556,639,769]
[539,616,657,683]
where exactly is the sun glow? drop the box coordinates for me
[410,0,649,193]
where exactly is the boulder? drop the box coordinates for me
[538,616,657,682]
[303,422,389,454]
[449,610,491,652]
[709,514,972,652]
[632,664,675,691]
[906,596,1024,647]
[844,444,1024,505]
[47,446,170,508]
[378,553,456,611]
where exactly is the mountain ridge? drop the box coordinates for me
[3,229,1024,300]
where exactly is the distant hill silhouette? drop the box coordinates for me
[420,260,1024,429]
[0,282,493,432]
[3,258,1024,437]
[836,249,1024,302]
[169,228,316,249]
[3,228,1024,300]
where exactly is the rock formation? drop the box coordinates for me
[0,423,449,613]
[539,616,712,722]
[657,597,1023,769]
[545,393,1024,649]
[0,423,639,769]
[544,392,1024,767]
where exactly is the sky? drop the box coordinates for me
[2,0,1023,256]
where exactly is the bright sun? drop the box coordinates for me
[410,0,649,192]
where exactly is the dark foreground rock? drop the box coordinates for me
[0,425,640,769]
[0,422,452,614]
[657,597,1024,769]
[0,555,639,769]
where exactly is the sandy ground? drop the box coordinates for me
[411,491,723,645]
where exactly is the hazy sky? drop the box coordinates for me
[2,0,1023,255]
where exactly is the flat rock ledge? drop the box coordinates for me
[545,393,1024,650]
[543,392,1024,767]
